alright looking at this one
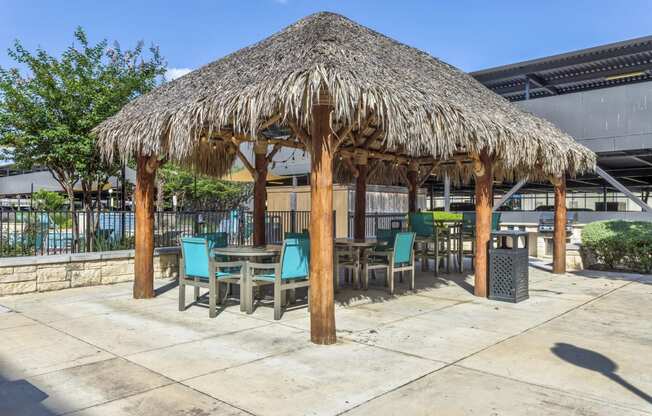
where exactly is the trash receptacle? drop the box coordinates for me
[489,230,529,303]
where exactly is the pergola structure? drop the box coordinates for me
[95,12,595,345]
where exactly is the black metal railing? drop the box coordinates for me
[0,210,311,257]
[347,212,408,238]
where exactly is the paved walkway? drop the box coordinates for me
[0,265,650,415]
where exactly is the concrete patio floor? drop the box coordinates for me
[0,264,651,415]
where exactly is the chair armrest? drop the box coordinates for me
[370,250,392,257]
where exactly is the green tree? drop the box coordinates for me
[0,28,166,249]
[159,164,252,211]
[31,189,66,211]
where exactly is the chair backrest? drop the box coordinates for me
[180,237,210,278]
[280,237,310,279]
[393,232,416,265]
[284,231,309,239]
[492,213,502,231]
[195,232,228,249]
[376,229,399,248]
[409,212,434,237]
[462,212,475,232]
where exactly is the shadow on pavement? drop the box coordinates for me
[551,342,652,405]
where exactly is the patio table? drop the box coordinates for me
[416,220,463,273]
[213,245,281,313]
[334,238,386,289]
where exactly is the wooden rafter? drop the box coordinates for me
[418,163,440,186]
[258,114,281,131]
[233,143,255,175]
[266,143,283,162]
[342,156,359,177]
[288,120,310,145]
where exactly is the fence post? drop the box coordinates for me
[290,210,296,233]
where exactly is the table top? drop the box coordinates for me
[334,238,385,248]
[213,245,281,256]
[491,230,528,236]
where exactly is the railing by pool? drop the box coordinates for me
[0,210,311,257]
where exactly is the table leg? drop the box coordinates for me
[458,227,463,272]
[240,260,248,313]
[354,248,361,289]
[361,248,368,290]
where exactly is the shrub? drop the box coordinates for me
[581,220,652,273]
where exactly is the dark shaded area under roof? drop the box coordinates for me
[471,35,652,102]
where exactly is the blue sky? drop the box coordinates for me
[2,0,652,78]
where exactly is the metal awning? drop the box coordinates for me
[471,35,652,101]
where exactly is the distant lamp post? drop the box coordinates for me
[108,188,114,210]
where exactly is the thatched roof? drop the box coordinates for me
[95,12,595,180]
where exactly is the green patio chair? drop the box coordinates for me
[366,232,416,295]
[408,212,434,237]
[410,212,452,275]
[179,237,243,318]
[458,212,502,272]
[376,228,400,249]
[284,230,309,239]
[195,232,229,249]
[247,236,310,320]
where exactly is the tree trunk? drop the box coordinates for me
[354,163,367,240]
[308,89,337,345]
[473,151,493,297]
[81,180,93,252]
[552,176,567,274]
[62,184,80,253]
[253,145,268,246]
[156,174,164,212]
[134,153,159,299]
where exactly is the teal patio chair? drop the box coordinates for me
[409,212,452,275]
[459,212,502,272]
[247,237,310,320]
[179,237,243,318]
[366,232,416,295]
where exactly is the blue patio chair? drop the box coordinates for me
[366,232,416,295]
[247,237,310,320]
[179,237,243,318]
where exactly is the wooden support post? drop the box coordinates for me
[354,152,368,240]
[309,88,337,345]
[473,151,493,297]
[552,175,567,274]
[407,161,418,213]
[134,153,159,299]
[253,142,268,246]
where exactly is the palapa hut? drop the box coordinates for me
[95,12,595,345]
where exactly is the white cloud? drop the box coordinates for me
[164,67,192,81]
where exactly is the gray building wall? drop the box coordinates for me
[516,81,652,153]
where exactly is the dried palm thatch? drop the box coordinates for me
[95,12,595,180]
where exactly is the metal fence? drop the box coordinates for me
[0,210,311,257]
[347,212,408,238]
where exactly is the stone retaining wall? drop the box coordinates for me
[0,248,179,296]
